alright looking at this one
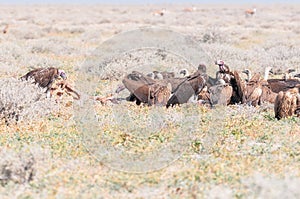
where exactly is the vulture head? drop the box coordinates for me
[264,67,273,80]
[152,71,164,80]
[242,69,252,82]
[215,60,229,73]
[179,68,190,77]
[198,64,207,74]
[58,69,67,80]
[215,60,225,66]
[147,71,164,80]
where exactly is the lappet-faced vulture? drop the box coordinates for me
[21,67,67,97]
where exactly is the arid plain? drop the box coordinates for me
[0,4,300,198]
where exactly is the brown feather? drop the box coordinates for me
[267,78,300,93]
[274,88,300,120]
[21,67,59,90]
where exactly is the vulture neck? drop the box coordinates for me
[264,67,271,81]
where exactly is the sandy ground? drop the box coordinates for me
[0,3,300,198]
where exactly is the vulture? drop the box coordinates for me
[147,72,163,80]
[274,87,300,120]
[242,73,264,106]
[242,68,277,105]
[267,78,300,93]
[244,67,300,94]
[147,71,175,79]
[208,79,233,106]
[159,71,175,79]
[228,70,245,105]
[197,86,210,105]
[179,68,190,77]
[122,71,171,106]
[215,60,231,83]
[21,67,67,97]
[166,71,206,107]
[197,63,244,106]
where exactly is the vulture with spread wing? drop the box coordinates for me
[21,67,67,97]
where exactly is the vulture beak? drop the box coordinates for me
[59,70,67,80]
[287,68,296,73]
[294,73,300,78]
[269,68,274,74]
[115,84,126,93]
[179,68,189,77]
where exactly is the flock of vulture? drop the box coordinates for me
[18,60,300,121]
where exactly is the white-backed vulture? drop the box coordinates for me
[179,68,190,77]
[242,67,278,105]
[147,71,174,80]
[159,71,175,79]
[267,79,300,93]
[274,87,300,120]
[21,67,67,97]
[239,72,264,106]
[261,67,300,93]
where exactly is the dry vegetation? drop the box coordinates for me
[0,3,300,198]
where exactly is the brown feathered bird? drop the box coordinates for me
[21,67,67,97]
[259,67,300,93]
[243,73,264,106]
[274,87,300,120]
[122,71,171,106]
[215,60,231,83]
[242,68,277,105]
[166,71,206,107]
[208,79,233,106]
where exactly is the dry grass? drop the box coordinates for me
[0,3,300,198]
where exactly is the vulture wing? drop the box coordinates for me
[209,84,233,106]
[260,81,277,104]
[274,89,299,120]
[166,73,206,107]
[122,77,152,104]
[160,71,175,79]
[21,67,59,90]
[267,79,300,93]
[123,71,171,106]
[230,71,245,104]
[148,83,172,106]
